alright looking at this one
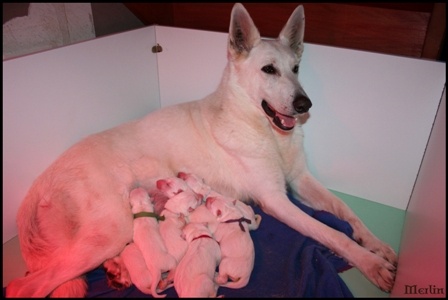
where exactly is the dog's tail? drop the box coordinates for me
[50,276,88,297]
[15,184,50,271]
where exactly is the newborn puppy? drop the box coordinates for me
[205,196,261,289]
[179,172,261,231]
[174,222,222,298]
[103,254,132,291]
[129,187,177,298]
[156,176,195,198]
[103,242,154,294]
[156,176,203,262]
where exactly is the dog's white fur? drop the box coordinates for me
[128,187,177,298]
[205,196,260,288]
[7,3,397,297]
[174,222,222,297]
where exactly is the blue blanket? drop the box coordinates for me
[84,193,354,298]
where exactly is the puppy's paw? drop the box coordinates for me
[215,274,229,285]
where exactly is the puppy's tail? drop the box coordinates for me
[50,276,88,297]
[220,276,249,289]
[151,274,167,298]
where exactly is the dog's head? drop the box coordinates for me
[227,3,312,131]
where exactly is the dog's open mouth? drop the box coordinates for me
[262,100,297,131]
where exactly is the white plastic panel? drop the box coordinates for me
[3,26,160,243]
[155,26,227,107]
[391,88,446,297]
[301,44,446,210]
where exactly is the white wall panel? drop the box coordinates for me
[3,26,160,243]
[301,44,446,209]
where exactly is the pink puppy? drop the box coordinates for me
[205,195,261,289]
[156,177,203,262]
[174,222,222,298]
[129,187,177,298]
[103,242,154,294]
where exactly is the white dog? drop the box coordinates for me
[7,3,396,297]
[174,222,222,298]
[128,187,177,298]
[205,196,261,288]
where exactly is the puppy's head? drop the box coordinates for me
[177,172,211,198]
[129,187,153,212]
[156,177,190,198]
[205,196,241,222]
[164,189,202,215]
[182,222,212,243]
[103,257,131,290]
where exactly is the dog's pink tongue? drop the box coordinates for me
[275,112,297,128]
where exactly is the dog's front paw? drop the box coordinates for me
[359,236,397,267]
[358,250,397,293]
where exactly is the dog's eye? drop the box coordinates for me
[292,65,299,74]
[261,64,277,75]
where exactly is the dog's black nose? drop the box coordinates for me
[293,94,312,114]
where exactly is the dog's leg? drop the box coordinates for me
[290,171,397,266]
[258,192,396,292]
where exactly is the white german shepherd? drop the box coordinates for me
[6,3,397,297]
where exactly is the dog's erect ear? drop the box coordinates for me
[278,5,305,58]
[228,3,261,59]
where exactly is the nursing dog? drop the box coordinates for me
[7,2,396,297]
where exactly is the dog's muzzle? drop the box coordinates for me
[262,94,312,131]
